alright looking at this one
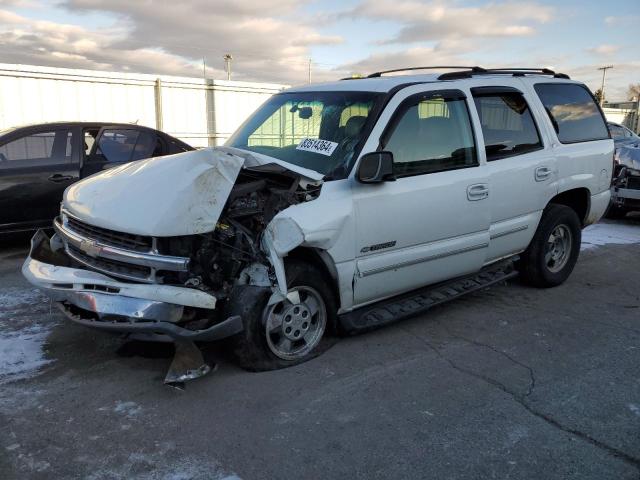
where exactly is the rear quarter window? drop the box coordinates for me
[534,83,609,144]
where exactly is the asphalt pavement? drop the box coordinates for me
[1,218,639,480]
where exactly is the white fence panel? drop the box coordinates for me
[0,63,287,148]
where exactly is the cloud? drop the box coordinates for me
[0,10,207,76]
[0,1,344,85]
[59,0,343,83]
[350,0,554,44]
[337,44,475,77]
[605,15,640,27]
[587,44,620,56]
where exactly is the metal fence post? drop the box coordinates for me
[154,78,163,131]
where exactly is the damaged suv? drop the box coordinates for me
[23,67,613,383]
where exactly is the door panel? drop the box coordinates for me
[0,128,79,229]
[351,86,490,307]
[353,168,490,305]
[469,83,558,262]
[484,149,557,261]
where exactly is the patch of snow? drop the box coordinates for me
[0,287,48,314]
[82,454,241,480]
[0,323,53,385]
[113,400,143,417]
[581,222,640,251]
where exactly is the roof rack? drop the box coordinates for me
[343,66,571,81]
[366,66,485,78]
[438,67,570,80]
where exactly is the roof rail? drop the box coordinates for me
[438,67,570,80]
[366,66,486,78]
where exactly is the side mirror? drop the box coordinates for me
[356,151,395,183]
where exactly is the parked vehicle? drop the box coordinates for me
[607,122,640,218]
[23,67,613,383]
[608,121,640,149]
[0,122,193,233]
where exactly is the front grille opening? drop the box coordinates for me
[68,245,152,281]
[66,216,153,252]
[83,284,121,294]
[627,176,640,190]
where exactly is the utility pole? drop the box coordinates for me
[202,57,206,80]
[223,54,233,81]
[597,65,613,106]
[308,59,312,84]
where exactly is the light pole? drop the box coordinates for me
[597,65,613,106]
[223,54,233,81]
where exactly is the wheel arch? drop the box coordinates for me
[285,247,341,309]
[547,187,591,226]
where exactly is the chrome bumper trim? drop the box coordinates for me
[23,230,216,310]
[22,230,241,341]
[613,187,640,200]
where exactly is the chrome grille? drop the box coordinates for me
[56,211,189,284]
[66,215,153,252]
[67,244,152,281]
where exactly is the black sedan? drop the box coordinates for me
[0,122,193,234]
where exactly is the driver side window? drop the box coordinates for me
[383,92,478,177]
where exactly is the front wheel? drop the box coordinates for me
[518,204,581,288]
[226,260,336,371]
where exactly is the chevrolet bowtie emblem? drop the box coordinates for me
[79,239,102,258]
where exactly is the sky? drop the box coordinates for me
[0,0,637,100]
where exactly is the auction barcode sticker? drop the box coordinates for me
[296,138,338,156]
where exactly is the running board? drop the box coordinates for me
[339,260,519,334]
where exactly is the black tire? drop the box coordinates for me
[225,260,337,371]
[604,202,628,220]
[518,204,581,288]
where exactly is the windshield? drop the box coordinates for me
[226,91,383,178]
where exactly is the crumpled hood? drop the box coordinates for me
[63,148,321,237]
[617,144,640,172]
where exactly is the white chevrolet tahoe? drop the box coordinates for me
[23,67,613,383]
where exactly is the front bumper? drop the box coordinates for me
[612,187,640,201]
[22,230,243,341]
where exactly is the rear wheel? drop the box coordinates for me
[226,260,336,371]
[518,204,581,288]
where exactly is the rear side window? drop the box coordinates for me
[472,91,542,161]
[383,92,477,177]
[534,84,609,144]
[0,130,73,168]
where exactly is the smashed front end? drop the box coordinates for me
[22,148,322,384]
[611,145,640,211]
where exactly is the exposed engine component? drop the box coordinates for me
[166,165,321,298]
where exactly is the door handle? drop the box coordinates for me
[48,174,74,183]
[535,166,553,182]
[467,183,489,201]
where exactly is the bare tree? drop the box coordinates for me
[594,88,604,104]
[628,83,640,101]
